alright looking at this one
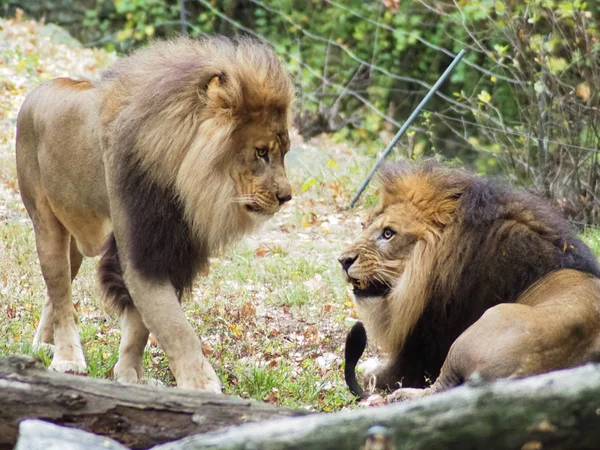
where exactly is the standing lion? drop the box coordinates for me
[16,36,294,392]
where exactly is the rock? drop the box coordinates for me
[15,420,130,450]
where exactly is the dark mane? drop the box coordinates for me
[376,161,600,389]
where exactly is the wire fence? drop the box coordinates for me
[198,2,598,143]
[84,0,600,226]
[198,0,600,225]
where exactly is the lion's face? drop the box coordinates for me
[339,203,423,299]
[229,118,292,218]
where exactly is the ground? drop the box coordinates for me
[1,15,599,413]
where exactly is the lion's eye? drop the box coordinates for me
[382,227,395,240]
[256,147,269,160]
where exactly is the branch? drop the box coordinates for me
[0,356,306,449]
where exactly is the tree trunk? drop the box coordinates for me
[0,356,307,450]
[153,364,600,450]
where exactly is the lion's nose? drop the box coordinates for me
[277,193,292,205]
[338,254,358,271]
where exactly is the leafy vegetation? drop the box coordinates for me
[5,0,600,223]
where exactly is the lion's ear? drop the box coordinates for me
[207,74,223,90]
[206,73,225,92]
[203,73,230,111]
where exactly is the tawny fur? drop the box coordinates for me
[99,36,294,252]
[340,160,600,394]
[16,36,295,390]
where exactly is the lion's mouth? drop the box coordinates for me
[244,204,274,215]
[349,277,391,298]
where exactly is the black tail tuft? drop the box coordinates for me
[344,320,368,399]
[98,234,133,314]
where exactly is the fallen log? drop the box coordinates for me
[0,355,307,450]
[152,364,600,450]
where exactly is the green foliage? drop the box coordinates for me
[18,0,600,220]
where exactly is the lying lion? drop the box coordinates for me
[16,36,294,392]
[340,160,600,400]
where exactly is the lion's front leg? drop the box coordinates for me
[32,296,54,351]
[123,269,221,393]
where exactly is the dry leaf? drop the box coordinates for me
[6,305,16,319]
[255,245,268,257]
[202,342,214,356]
[148,334,159,347]
[240,301,256,320]
[269,328,280,337]
[265,390,279,404]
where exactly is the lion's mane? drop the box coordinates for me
[97,37,294,309]
[353,160,600,390]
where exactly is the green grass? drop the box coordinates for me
[582,228,600,255]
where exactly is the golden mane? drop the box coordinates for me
[362,162,471,355]
[99,36,295,252]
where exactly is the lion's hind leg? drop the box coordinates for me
[33,236,84,352]
[32,296,54,351]
[32,200,86,373]
[387,303,543,402]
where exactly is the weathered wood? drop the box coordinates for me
[16,420,129,450]
[153,364,600,450]
[0,356,307,450]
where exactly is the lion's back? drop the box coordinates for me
[16,77,109,220]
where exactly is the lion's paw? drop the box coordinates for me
[358,357,384,378]
[139,378,165,387]
[386,387,427,403]
[49,359,87,375]
[32,340,55,353]
[116,377,165,387]
[178,377,222,393]
[203,379,222,394]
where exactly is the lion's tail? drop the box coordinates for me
[344,321,368,399]
[98,233,133,313]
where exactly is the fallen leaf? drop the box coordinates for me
[269,328,281,337]
[240,301,256,320]
[265,390,279,404]
[255,245,268,257]
[202,342,213,356]
[148,334,159,347]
